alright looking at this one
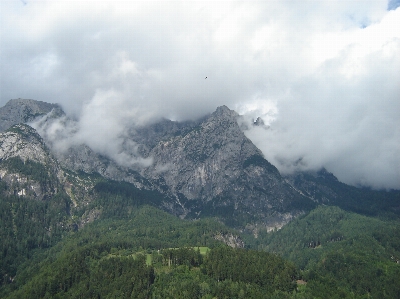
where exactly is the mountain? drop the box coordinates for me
[1,98,400,298]
[140,105,312,226]
[1,99,399,229]
[285,168,400,218]
[5,99,314,229]
[0,123,71,287]
[0,123,63,200]
[0,98,62,132]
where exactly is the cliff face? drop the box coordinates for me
[0,124,50,163]
[0,99,314,228]
[141,106,308,224]
[0,124,62,200]
[0,122,105,229]
[0,99,62,132]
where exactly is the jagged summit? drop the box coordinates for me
[0,122,64,203]
[213,105,238,118]
[0,99,398,231]
[142,104,307,225]
[0,99,315,229]
[0,98,62,132]
[0,123,50,164]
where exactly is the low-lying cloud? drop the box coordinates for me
[241,33,400,189]
[1,0,399,189]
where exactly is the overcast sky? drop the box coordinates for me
[1,0,399,189]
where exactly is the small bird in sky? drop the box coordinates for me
[205,76,207,79]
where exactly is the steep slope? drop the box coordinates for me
[251,205,400,298]
[0,100,316,229]
[4,99,398,229]
[0,124,64,200]
[0,124,72,285]
[142,106,314,226]
[285,168,400,218]
[0,99,62,132]
[53,144,154,190]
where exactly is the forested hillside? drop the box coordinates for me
[2,202,400,298]
[251,206,400,298]
[0,99,399,298]
[1,158,399,298]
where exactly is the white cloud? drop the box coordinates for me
[243,21,400,189]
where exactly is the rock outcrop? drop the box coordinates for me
[0,99,62,132]
[0,124,62,200]
[0,99,315,229]
[140,106,310,225]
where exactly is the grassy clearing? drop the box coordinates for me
[104,246,211,266]
[197,246,210,255]
[146,254,152,266]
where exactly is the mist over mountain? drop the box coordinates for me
[1,1,399,189]
[1,98,399,229]
[1,2,400,297]
[1,98,400,298]
[0,99,61,132]
[19,93,398,191]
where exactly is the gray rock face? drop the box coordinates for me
[284,169,340,203]
[129,118,202,156]
[0,124,51,164]
[213,232,245,248]
[0,99,313,228]
[56,144,153,190]
[142,105,308,224]
[0,99,62,132]
[144,106,259,200]
[0,124,62,200]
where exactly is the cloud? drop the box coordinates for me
[388,0,400,10]
[1,1,399,189]
[242,19,400,189]
[31,88,154,168]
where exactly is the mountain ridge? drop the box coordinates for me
[0,99,62,132]
[0,98,398,230]
[1,98,400,298]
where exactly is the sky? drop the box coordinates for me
[1,0,399,189]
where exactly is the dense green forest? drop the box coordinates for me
[249,206,400,298]
[1,204,297,299]
[2,204,400,298]
[1,163,400,298]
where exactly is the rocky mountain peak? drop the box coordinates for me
[0,123,63,201]
[7,122,38,135]
[0,100,314,229]
[0,98,62,132]
[0,123,50,163]
[141,105,309,225]
[213,105,238,118]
